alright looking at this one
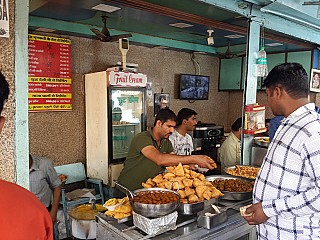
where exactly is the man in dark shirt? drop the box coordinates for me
[117,109,216,191]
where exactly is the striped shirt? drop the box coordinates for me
[253,103,320,239]
[29,156,61,207]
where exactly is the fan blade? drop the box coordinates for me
[236,51,246,57]
[90,28,110,41]
[109,34,133,42]
[303,1,320,5]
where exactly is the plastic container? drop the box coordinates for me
[244,104,267,134]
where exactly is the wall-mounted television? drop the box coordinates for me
[179,74,209,100]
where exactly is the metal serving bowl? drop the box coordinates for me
[206,175,253,201]
[131,188,180,218]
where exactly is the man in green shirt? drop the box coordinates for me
[117,109,216,191]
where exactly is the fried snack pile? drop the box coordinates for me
[105,197,132,219]
[211,179,254,192]
[142,163,223,204]
[104,198,122,206]
[226,165,260,179]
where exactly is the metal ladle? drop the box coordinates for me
[114,180,136,199]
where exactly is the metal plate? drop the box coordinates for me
[254,136,270,147]
[97,212,133,223]
[224,165,260,180]
[206,175,252,201]
[179,197,218,215]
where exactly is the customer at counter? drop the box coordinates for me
[243,63,320,239]
[219,117,242,173]
[29,154,61,223]
[0,72,53,239]
[169,108,197,156]
[116,109,216,192]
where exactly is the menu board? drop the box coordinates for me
[28,34,72,112]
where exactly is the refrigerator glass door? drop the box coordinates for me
[110,89,145,161]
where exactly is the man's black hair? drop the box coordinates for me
[0,72,9,114]
[176,108,197,126]
[158,94,167,102]
[263,62,309,99]
[153,108,176,126]
[231,117,243,131]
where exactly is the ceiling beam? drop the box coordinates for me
[198,0,320,46]
[105,0,314,48]
[28,16,219,54]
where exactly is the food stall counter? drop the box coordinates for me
[96,200,257,240]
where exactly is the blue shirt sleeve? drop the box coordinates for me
[269,116,284,141]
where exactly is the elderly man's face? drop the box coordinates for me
[160,98,167,109]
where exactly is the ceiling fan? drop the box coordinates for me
[90,16,132,42]
[303,1,320,5]
[217,41,245,59]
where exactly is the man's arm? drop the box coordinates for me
[141,145,216,169]
[50,185,61,222]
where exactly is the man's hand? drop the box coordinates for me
[195,155,216,170]
[50,210,57,223]
[243,202,269,225]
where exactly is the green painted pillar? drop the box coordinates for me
[241,20,260,165]
[15,0,29,188]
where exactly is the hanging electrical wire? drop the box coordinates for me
[190,53,201,75]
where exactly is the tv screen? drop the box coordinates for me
[179,74,209,100]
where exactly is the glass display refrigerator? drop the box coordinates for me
[85,71,147,185]
[110,87,146,162]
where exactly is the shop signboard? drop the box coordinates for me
[108,71,147,87]
[28,34,72,111]
[0,0,9,38]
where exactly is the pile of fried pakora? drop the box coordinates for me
[226,165,260,179]
[142,163,223,204]
[104,197,132,219]
[211,179,254,192]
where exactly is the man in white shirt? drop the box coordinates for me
[219,117,242,173]
[169,108,197,156]
[243,63,320,239]
[29,154,61,223]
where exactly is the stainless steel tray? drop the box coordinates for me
[206,175,252,201]
[197,208,227,229]
[179,197,218,215]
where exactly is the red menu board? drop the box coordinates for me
[28,34,72,112]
